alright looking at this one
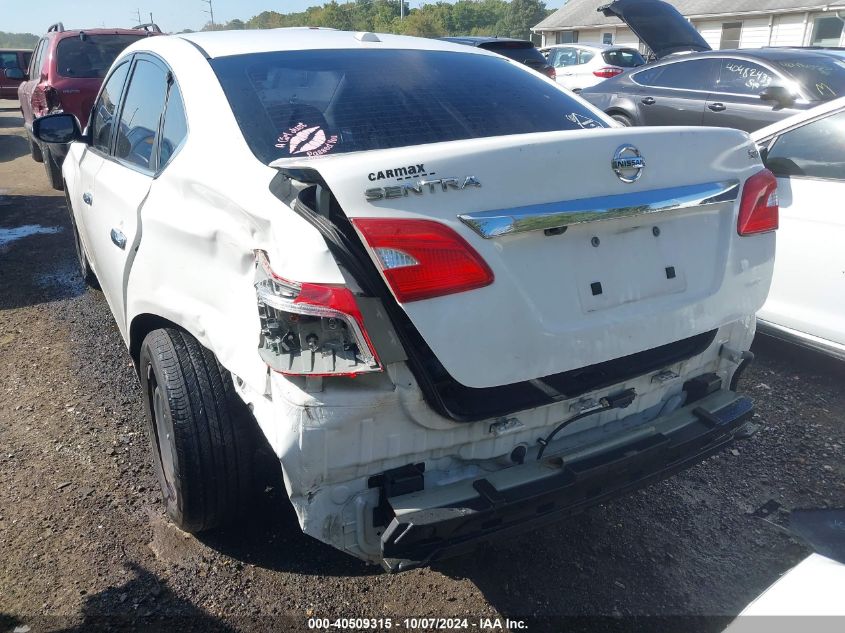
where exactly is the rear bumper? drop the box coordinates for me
[381,390,754,572]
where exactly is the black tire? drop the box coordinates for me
[139,328,256,533]
[611,113,634,127]
[43,147,64,191]
[64,190,100,290]
[30,137,43,163]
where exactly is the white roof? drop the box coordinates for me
[176,28,488,59]
[751,95,845,140]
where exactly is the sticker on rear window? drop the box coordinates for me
[275,123,338,157]
[566,113,601,129]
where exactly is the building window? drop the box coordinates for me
[559,30,578,44]
[602,32,613,44]
[719,22,742,49]
[811,16,844,46]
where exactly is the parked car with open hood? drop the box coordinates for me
[582,0,845,131]
[546,43,645,92]
[0,49,32,100]
[18,22,161,190]
[33,28,774,570]
[751,96,845,360]
[441,36,556,79]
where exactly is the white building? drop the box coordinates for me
[534,0,845,51]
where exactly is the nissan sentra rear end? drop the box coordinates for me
[204,34,777,569]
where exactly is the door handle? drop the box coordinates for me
[82,192,93,205]
[110,228,126,250]
[708,103,727,112]
[641,97,656,105]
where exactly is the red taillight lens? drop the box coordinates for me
[351,218,494,303]
[544,66,556,80]
[254,252,381,377]
[738,169,779,236]
[593,66,624,78]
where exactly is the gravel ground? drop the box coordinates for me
[1,101,843,633]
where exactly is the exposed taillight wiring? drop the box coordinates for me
[254,251,381,377]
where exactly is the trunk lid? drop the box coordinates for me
[598,0,711,59]
[273,126,772,389]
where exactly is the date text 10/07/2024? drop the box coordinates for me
[307,618,529,630]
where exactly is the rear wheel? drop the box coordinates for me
[610,113,634,127]
[64,190,100,290]
[43,147,63,191]
[139,328,256,533]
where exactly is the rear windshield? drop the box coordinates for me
[602,49,646,68]
[479,41,547,66]
[211,49,606,164]
[56,34,146,78]
[773,57,845,100]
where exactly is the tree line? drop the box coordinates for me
[0,31,38,48]
[203,0,552,41]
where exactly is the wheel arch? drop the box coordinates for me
[129,313,187,371]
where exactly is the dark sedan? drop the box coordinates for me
[581,0,845,132]
[440,36,556,80]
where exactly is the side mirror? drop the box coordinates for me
[3,68,25,80]
[32,113,82,144]
[760,85,795,108]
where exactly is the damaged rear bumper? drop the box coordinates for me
[381,390,754,572]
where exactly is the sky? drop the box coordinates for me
[4,0,567,35]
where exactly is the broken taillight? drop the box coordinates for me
[254,251,381,376]
[738,169,779,236]
[351,218,494,303]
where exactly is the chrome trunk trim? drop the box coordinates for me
[458,179,740,239]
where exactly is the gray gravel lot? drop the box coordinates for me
[1,100,843,633]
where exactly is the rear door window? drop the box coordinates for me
[714,58,776,95]
[633,59,718,90]
[114,58,168,170]
[91,60,131,153]
[774,57,845,100]
[211,49,607,164]
[551,47,578,67]
[56,34,145,78]
[765,109,845,180]
[158,83,188,170]
[29,39,46,77]
[578,50,595,64]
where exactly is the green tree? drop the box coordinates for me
[496,0,548,39]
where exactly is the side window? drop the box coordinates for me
[0,52,19,70]
[579,50,595,64]
[633,59,718,91]
[552,48,578,67]
[114,59,168,170]
[91,61,131,153]
[765,110,845,180]
[715,59,776,95]
[29,39,46,77]
[157,83,187,170]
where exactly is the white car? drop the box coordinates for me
[546,43,646,92]
[33,28,775,570]
[751,96,845,360]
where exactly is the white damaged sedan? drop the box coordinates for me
[33,28,777,570]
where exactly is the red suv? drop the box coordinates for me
[19,22,161,189]
[0,49,33,99]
